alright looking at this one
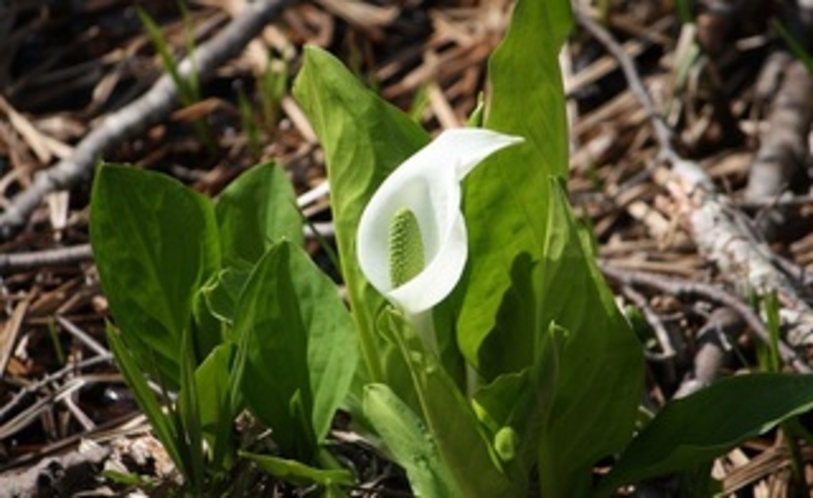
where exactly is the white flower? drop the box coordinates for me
[357,128,523,315]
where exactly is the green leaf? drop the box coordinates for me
[241,451,354,488]
[293,46,429,385]
[379,309,516,496]
[216,162,303,265]
[535,183,643,497]
[772,20,813,75]
[363,383,459,497]
[201,267,251,327]
[457,0,572,365]
[106,323,184,477]
[91,164,220,388]
[137,7,196,105]
[178,327,205,493]
[598,373,813,494]
[191,285,225,363]
[195,342,237,471]
[231,241,357,460]
[473,323,564,482]
[305,288,359,443]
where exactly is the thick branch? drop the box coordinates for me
[746,58,813,239]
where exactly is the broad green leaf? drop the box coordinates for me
[536,183,643,497]
[293,46,429,385]
[241,451,354,488]
[232,241,356,460]
[457,0,572,366]
[379,309,516,496]
[231,242,311,459]
[194,342,237,470]
[106,323,184,477]
[305,278,359,443]
[91,164,220,388]
[216,161,302,265]
[598,373,813,495]
[363,383,459,497]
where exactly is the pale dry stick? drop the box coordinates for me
[315,0,398,41]
[737,193,813,209]
[620,284,677,359]
[600,263,811,373]
[565,15,675,97]
[1,412,149,473]
[0,244,93,273]
[0,298,27,377]
[674,307,742,398]
[0,0,293,239]
[0,95,72,162]
[0,377,88,440]
[61,394,96,432]
[0,373,126,444]
[577,9,813,345]
[0,354,111,421]
[297,180,330,208]
[54,315,108,358]
[576,11,677,161]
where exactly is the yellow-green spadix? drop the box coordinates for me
[357,128,523,314]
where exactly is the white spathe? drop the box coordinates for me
[357,128,523,314]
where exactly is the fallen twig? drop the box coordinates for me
[0,355,112,421]
[0,0,293,239]
[600,262,810,373]
[674,307,742,398]
[0,244,93,273]
[620,284,677,359]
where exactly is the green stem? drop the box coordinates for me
[782,419,808,492]
[406,310,439,356]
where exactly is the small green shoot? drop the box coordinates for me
[237,88,262,159]
[764,291,782,373]
[47,319,65,365]
[136,4,214,152]
[259,57,288,130]
[408,84,430,123]
[676,0,693,24]
[773,19,813,74]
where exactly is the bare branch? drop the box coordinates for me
[600,263,810,374]
[746,58,813,239]
[0,244,93,273]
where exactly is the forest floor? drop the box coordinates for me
[2,0,813,496]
